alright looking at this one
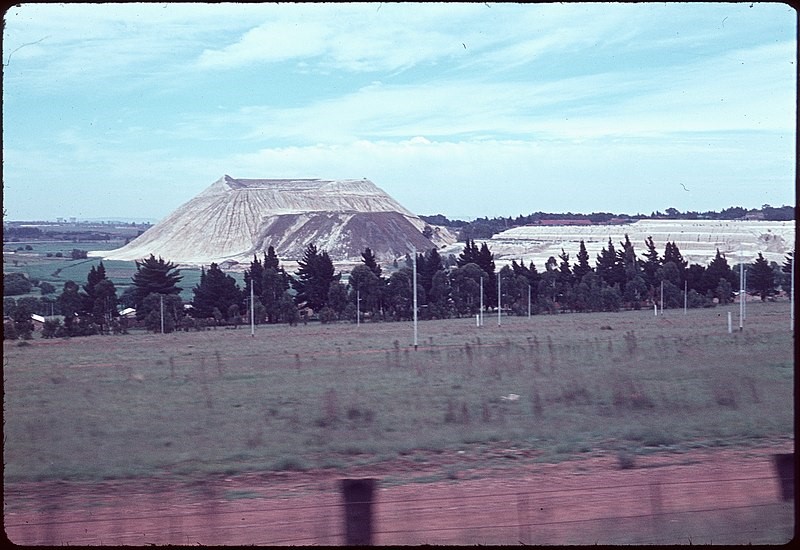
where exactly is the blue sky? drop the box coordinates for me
[3,2,796,222]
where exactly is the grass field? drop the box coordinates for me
[2,241,204,301]
[3,301,793,484]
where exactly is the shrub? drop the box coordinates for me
[41,318,62,338]
[38,282,56,295]
[318,307,336,324]
[3,320,18,340]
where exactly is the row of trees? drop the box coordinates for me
[3,238,794,338]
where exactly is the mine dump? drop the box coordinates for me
[95,175,455,266]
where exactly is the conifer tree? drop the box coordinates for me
[457,239,480,267]
[191,263,243,320]
[130,255,182,316]
[749,252,776,301]
[292,244,339,311]
[361,247,382,277]
[572,240,593,282]
[244,255,264,299]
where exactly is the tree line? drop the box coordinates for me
[421,204,795,241]
[4,236,793,339]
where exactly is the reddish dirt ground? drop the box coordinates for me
[4,438,794,546]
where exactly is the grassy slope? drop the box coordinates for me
[3,301,793,482]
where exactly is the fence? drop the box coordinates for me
[5,454,793,546]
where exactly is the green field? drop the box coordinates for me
[3,301,793,483]
[2,241,205,301]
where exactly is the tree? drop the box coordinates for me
[361,247,382,278]
[3,272,32,296]
[292,244,339,311]
[457,239,480,267]
[262,267,291,323]
[130,255,182,316]
[572,240,593,282]
[704,249,735,294]
[142,293,183,333]
[348,264,382,318]
[596,238,624,288]
[781,251,794,297]
[191,263,243,321]
[749,253,776,301]
[38,281,56,295]
[663,241,687,286]
[244,255,264,299]
[385,268,414,320]
[82,262,117,333]
[90,279,119,334]
[641,236,661,290]
[428,270,453,318]
[449,263,487,317]
[476,242,496,308]
[419,248,444,299]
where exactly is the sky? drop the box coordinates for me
[2,2,796,222]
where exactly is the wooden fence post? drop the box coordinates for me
[773,453,794,501]
[341,478,376,545]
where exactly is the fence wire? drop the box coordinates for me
[5,469,793,546]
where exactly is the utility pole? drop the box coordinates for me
[412,247,418,349]
[739,250,744,331]
[480,276,484,327]
[792,251,795,331]
[250,282,255,337]
[684,280,687,315]
[160,294,164,334]
[357,288,361,327]
[528,284,531,318]
[497,271,501,326]
[660,280,664,315]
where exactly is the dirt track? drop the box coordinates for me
[4,438,794,545]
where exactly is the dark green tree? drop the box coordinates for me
[749,253,776,301]
[476,242,497,308]
[703,249,735,295]
[663,241,687,286]
[385,268,414,320]
[596,238,624,288]
[781,251,794,297]
[244,255,264,299]
[191,263,243,321]
[292,244,339,311]
[3,272,32,296]
[428,270,453,318]
[361,247,382,278]
[572,240,593,282]
[419,248,444,298]
[142,293,183,333]
[641,236,661,290]
[130,255,182,317]
[457,239,480,267]
[90,279,119,334]
[449,263,487,317]
[348,264,382,318]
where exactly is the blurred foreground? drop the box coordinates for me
[4,437,793,545]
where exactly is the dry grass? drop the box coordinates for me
[3,301,793,482]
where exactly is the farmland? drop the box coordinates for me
[3,301,792,483]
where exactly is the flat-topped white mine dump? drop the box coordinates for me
[441,219,795,269]
[93,175,453,267]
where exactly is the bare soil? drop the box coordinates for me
[4,437,794,545]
